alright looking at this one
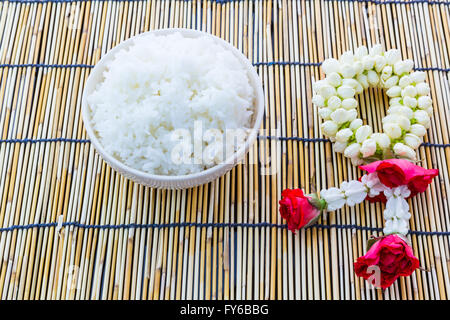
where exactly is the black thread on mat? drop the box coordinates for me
[0,221,449,236]
[259,136,331,143]
[1,62,449,72]
[253,61,323,67]
[260,136,450,148]
[326,0,450,4]
[414,67,450,72]
[3,0,450,5]
[0,63,94,68]
[0,138,91,143]
[2,137,450,148]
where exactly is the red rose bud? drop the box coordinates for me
[360,159,438,197]
[354,234,420,289]
[279,189,322,233]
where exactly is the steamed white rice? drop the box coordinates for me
[88,32,255,175]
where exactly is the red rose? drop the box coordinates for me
[279,189,321,232]
[360,159,438,197]
[366,193,387,203]
[360,160,406,188]
[354,234,420,289]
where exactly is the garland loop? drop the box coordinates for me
[312,44,433,165]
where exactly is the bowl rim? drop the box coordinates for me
[81,28,265,185]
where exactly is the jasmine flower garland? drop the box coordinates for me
[319,173,411,235]
[312,44,433,165]
[278,154,439,288]
[280,45,438,288]
[281,44,439,289]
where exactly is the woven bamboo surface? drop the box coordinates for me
[0,0,449,300]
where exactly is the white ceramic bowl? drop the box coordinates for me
[82,28,264,189]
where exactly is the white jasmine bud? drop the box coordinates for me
[386,86,401,97]
[354,46,368,60]
[320,188,346,211]
[402,85,417,98]
[375,56,387,73]
[318,107,333,119]
[409,124,427,137]
[354,82,364,94]
[341,180,368,206]
[327,72,342,87]
[367,70,379,86]
[361,138,377,157]
[321,121,339,136]
[393,142,416,159]
[337,86,356,99]
[389,97,402,106]
[362,56,375,70]
[384,219,408,236]
[382,114,396,123]
[383,122,402,139]
[355,125,373,143]
[404,133,422,149]
[388,105,413,119]
[416,82,430,96]
[342,79,360,88]
[410,71,426,84]
[385,62,396,78]
[425,107,433,116]
[344,143,361,158]
[349,118,363,131]
[384,49,402,64]
[346,109,358,122]
[319,84,336,99]
[322,58,340,74]
[394,59,414,75]
[327,96,342,110]
[340,51,354,64]
[371,133,391,149]
[353,61,364,75]
[383,114,410,130]
[414,110,431,128]
[330,109,352,124]
[369,44,383,56]
[312,95,325,107]
[336,128,354,142]
[403,96,418,108]
[333,141,348,153]
[383,75,399,89]
[357,73,369,89]
[313,80,327,93]
[397,115,411,130]
[339,64,357,78]
[341,98,358,110]
[398,75,412,88]
[418,96,432,109]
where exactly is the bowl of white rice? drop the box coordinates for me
[82,28,264,189]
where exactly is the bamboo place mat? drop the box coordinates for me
[0,0,449,301]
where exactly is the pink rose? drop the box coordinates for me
[354,234,420,289]
[360,159,438,197]
[279,189,321,232]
